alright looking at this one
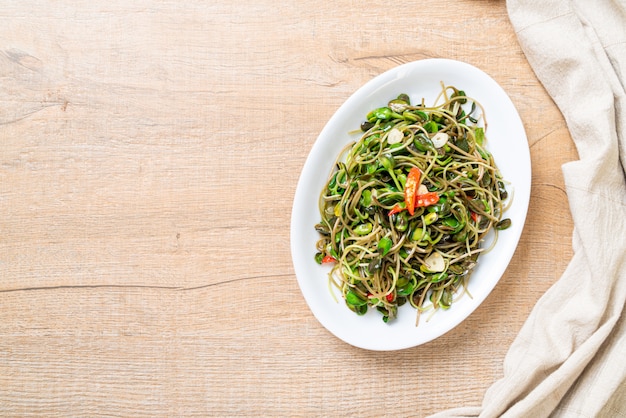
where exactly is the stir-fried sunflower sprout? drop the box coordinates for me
[314,84,512,325]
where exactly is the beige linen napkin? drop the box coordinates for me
[431,0,626,417]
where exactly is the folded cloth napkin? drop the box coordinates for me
[430,1,626,417]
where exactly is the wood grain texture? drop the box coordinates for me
[0,1,577,416]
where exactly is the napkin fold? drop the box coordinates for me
[431,0,626,416]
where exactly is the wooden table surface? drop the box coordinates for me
[0,1,578,416]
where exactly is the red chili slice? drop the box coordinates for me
[404,167,421,215]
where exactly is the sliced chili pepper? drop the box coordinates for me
[404,167,421,215]
[321,255,337,264]
[471,212,480,223]
[385,293,394,302]
[388,204,404,216]
[388,167,438,216]
[415,192,439,208]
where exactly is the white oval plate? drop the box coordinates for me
[290,59,531,351]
